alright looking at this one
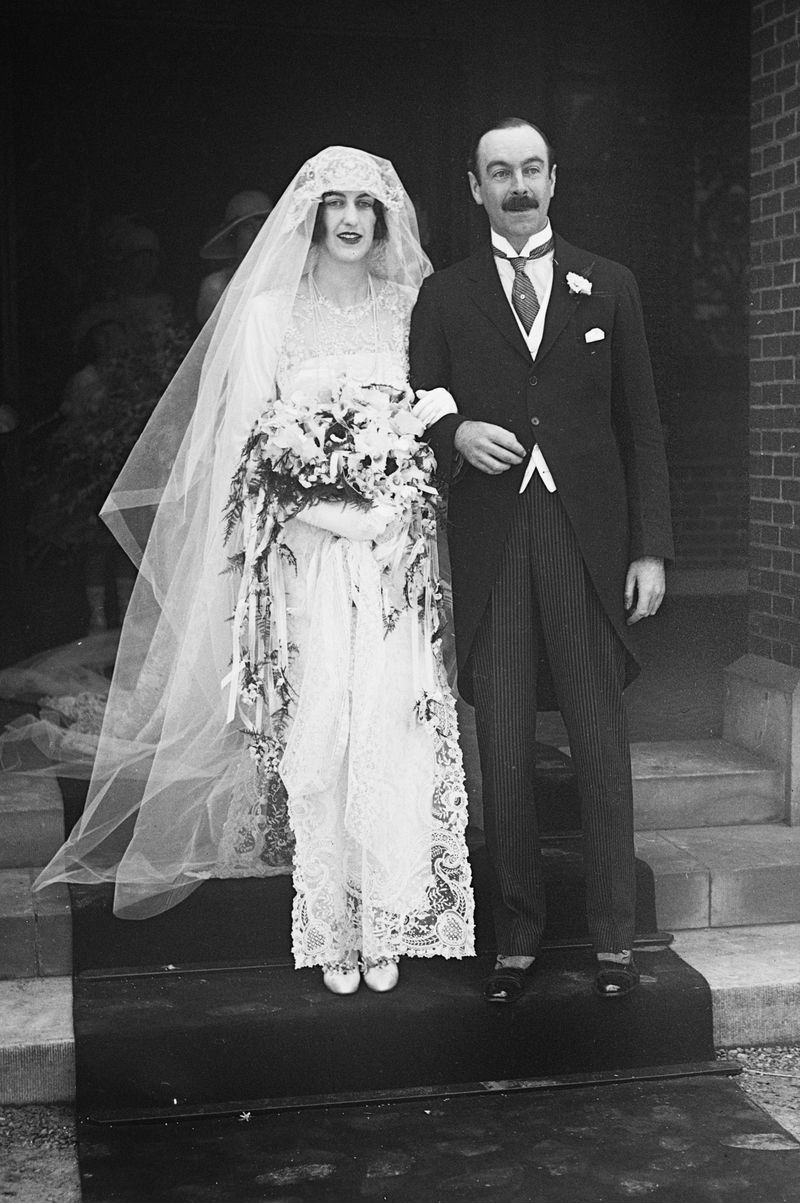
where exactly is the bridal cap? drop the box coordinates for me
[287,147,405,224]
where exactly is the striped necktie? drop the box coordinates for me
[493,236,555,334]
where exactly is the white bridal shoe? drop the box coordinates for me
[322,953,360,995]
[361,958,399,993]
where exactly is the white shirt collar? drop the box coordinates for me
[491,221,553,259]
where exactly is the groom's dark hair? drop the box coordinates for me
[468,117,556,179]
[311,194,389,244]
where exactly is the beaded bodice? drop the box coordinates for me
[276,275,415,397]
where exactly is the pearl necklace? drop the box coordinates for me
[308,272,380,349]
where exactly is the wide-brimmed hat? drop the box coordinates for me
[200,190,273,260]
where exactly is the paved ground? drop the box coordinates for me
[0,1102,78,1203]
[1,1044,797,1202]
[725,1044,800,1142]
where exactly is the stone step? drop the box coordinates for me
[4,824,800,981]
[0,976,75,1104]
[0,869,71,979]
[632,740,784,830]
[635,824,800,931]
[670,923,800,1049]
[0,744,793,980]
[459,703,784,834]
[3,923,799,1104]
[0,738,784,883]
[0,772,66,870]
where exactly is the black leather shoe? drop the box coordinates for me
[594,956,639,998]
[483,960,536,1004]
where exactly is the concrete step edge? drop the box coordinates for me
[0,977,75,1104]
[630,738,783,781]
[0,867,72,979]
[636,825,800,929]
[0,775,67,869]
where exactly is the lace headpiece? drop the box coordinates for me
[288,146,405,225]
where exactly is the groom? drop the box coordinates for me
[409,117,673,1002]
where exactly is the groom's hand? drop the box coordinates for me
[625,557,666,624]
[454,421,526,475]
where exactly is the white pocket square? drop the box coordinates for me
[585,328,605,343]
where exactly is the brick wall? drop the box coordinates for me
[749,1,800,666]
[670,459,749,569]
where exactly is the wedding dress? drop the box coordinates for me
[30,147,474,967]
[215,275,474,968]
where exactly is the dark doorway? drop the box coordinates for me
[3,0,751,664]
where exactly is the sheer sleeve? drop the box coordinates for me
[228,293,283,453]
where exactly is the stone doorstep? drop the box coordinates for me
[2,924,799,1105]
[631,739,785,830]
[0,869,71,979]
[635,832,711,931]
[0,772,65,869]
[671,925,800,1049]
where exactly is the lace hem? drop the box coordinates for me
[291,645,474,968]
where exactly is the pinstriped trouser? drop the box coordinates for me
[470,474,636,956]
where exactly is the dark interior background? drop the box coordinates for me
[2,0,750,660]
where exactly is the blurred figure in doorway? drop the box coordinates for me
[98,217,178,341]
[196,189,272,325]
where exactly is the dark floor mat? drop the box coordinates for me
[75,945,713,1118]
[68,741,705,1127]
[77,1069,800,1202]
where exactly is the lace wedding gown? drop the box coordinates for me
[216,276,474,969]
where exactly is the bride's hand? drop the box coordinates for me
[412,388,458,429]
[296,500,395,542]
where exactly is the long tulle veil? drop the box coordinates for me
[33,147,431,917]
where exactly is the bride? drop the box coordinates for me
[34,147,474,995]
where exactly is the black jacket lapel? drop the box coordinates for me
[462,238,597,367]
[462,246,532,363]
[535,236,596,365]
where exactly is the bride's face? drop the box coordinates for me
[318,190,377,264]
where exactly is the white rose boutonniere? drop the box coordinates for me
[566,272,592,296]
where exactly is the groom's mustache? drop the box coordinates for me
[502,194,539,212]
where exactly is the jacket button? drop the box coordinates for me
[529,374,538,386]
[531,416,540,426]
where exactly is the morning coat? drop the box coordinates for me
[409,234,675,706]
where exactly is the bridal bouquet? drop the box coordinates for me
[225,379,440,559]
[223,380,446,765]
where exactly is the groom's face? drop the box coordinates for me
[469,126,556,250]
